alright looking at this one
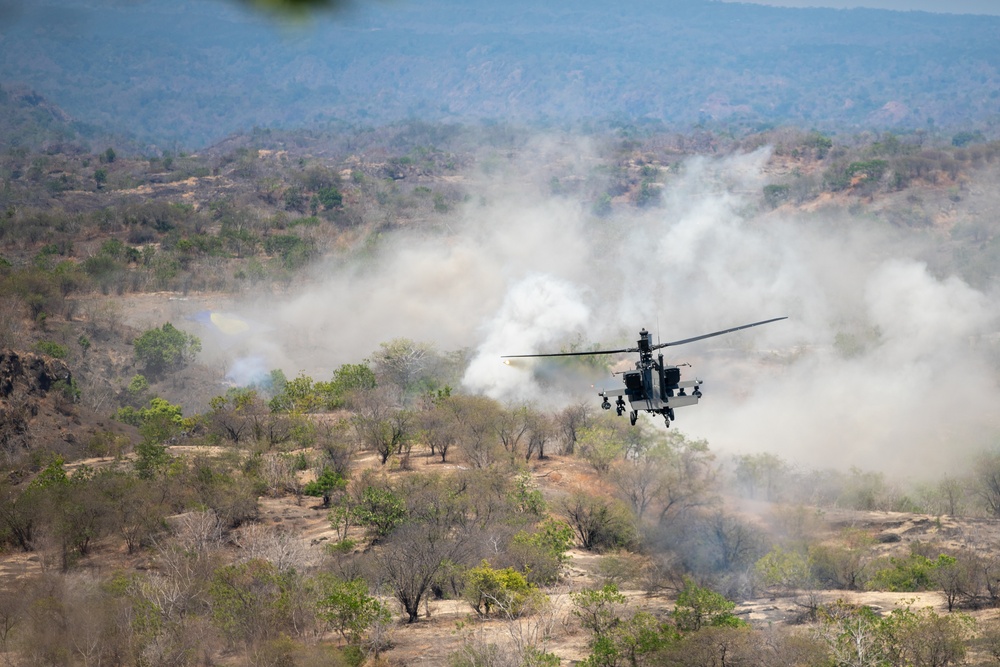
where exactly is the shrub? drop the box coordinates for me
[133,322,201,375]
[867,553,953,592]
[315,574,390,642]
[561,490,637,551]
[352,486,406,539]
[463,561,545,618]
[34,340,68,358]
[763,183,790,208]
[673,578,746,632]
[302,469,347,507]
[508,518,575,584]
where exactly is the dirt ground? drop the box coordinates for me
[246,453,1000,665]
[8,418,1000,666]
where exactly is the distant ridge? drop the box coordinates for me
[2,0,999,147]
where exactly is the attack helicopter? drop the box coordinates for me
[502,317,786,427]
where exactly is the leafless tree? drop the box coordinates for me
[351,387,412,465]
[556,402,593,455]
[370,522,472,623]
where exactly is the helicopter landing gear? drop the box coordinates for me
[616,396,626,416]
[629,410,638,425]
[664,407,675,428]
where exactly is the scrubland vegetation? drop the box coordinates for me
[3,118,1000,666]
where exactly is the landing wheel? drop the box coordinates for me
[664,415,671,428]
[629,410,638,425]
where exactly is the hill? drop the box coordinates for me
[2,0,1000,147]
[1,120,1000,664]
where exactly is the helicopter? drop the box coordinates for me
[502,317,786,427]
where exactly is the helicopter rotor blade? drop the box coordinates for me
[652,316,787,350]
[502,347,633,359]
[501,316,787,359]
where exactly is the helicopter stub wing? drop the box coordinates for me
[664,393,700,409]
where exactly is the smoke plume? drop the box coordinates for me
[192,139,999,477]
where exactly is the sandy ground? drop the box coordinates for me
[9,447,1000,665]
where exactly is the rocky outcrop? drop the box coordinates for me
[0,350,74,459]
[0,350,72,399]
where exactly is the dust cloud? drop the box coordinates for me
[216,138,999,478]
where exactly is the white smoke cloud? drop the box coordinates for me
[190,139,1000,477]
[462,273,590,403]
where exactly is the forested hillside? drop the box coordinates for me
[3,93,1000,663]
[2,0,999,147]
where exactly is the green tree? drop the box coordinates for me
[302,468,346,508]
[316,186,343,210]
[572,584,676,667]
[34,340,68,359]
[268,372,321,413]
[207,388,285,444]
[314,362,377,409]
[0,479,41,551]
[126,373,149,397]
[763,183,791,208]
[952,130,985,147]
[133,322,201,375]
[29,461,109,569]
[95,468,166,553]
[314,574,389,642]
[352,485,406,539]
[263,234,316,269]
[116,397,185,444]
[508,518,575,585]
[930,553,973,612]
[867,552,941,592]
[210,559,295,652]
[577,413,628,474]
[463,561,544,618]
[133,441,173,480]
[733,452,789,501]
[809,525,878,590]
[755,546,814,595]
[672,578,746,632]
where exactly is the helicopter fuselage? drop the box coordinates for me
[501,317,785,428]
[599,340,702,425]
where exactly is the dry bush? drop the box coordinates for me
[170,509,226,552]
[451,595,565,667]
[0,295,26,349]
[83,299,125,342]
[233,522,311,571]
[259,451,300,497]
[595,550,648,588]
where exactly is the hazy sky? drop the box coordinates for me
[722,0,1000,14]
